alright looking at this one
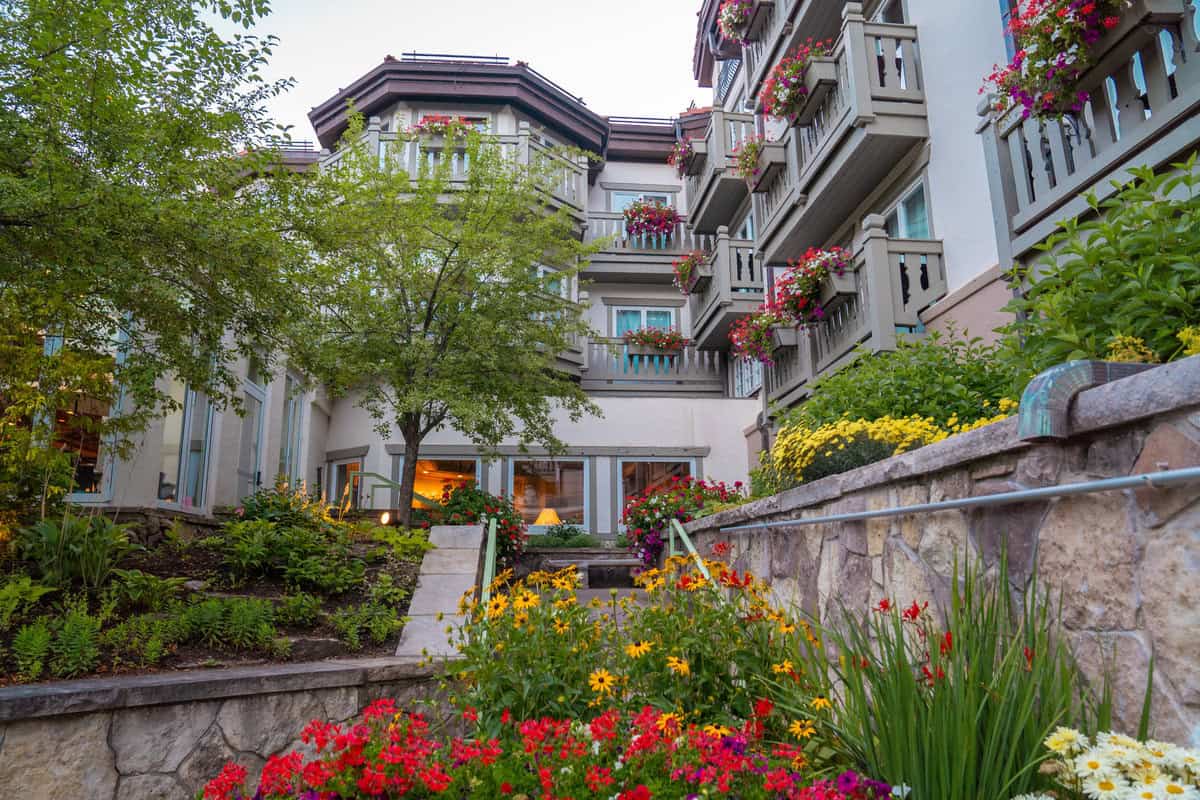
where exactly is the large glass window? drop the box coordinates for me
[611,190,673,213]
[412,458,478,507]
[620,460,692,505]
[613,307,676,337]
[884,183,930,239]
[511,459,586,529]
[235,381,265,500]
[54,394,111,495]
[332,460,362,510]
[278,374,305,485]
[733,356,763,398]
[157,381,213,509]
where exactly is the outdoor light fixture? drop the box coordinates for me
[533,507,561,526]
[379,511,390,526]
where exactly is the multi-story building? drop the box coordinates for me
[62,0,1199,533]
[689,0,1200,420]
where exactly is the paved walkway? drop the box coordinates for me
[395,525,483,658]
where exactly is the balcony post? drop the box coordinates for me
[861,214,897,352]
[976,96,1017,275]
[715,225,732,291]
[517,120,532,167]
[366,116,383,162]
[842,3,875,124]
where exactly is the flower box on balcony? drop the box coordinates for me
[769,324,799,349]
[818,268,858,306]
[625,344,681,359]
[684,140,708,176]
[743,0,775,41]
[794,57,839,126]
[681,262,714,295]
[713,32,742,60]
[1076,0,1186,89]
[749,141,788,193]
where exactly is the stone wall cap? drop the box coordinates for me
[0,656,446,723]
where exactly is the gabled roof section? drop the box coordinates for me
[605,117,678,162]
[308,54,609,153]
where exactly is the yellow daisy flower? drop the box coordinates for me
[552,618,570,635]
[789,719,816,739]
[485,594,509,619]
[771,661,794,674]
[810,696,832,711]
[666,656,690,676]
[589,668,617,695]
[625,640,653,658]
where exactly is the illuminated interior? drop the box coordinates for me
[512,459,584,527]
[621,460,691,504]
[412,459,476,507]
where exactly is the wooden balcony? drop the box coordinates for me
[752,9,930,263]
[683,110,758,233]
[741,0,852,104]
[579,339,726,396]
[320,119,589,220]
[582,213,715,284]
[763,219,946,409]
[977,0,1200,267]
[688,229,765,350]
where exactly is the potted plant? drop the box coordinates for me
[774,246,855,323]
[623,327,688,357]
[623,199,681,247]
[979,0,1130,120]
[667,138,707,178]
[717,0,754,44]
[769,323,800,349]
[729,303,788,364]
[672,250,713,295]
[732,135,788,193]
[760,39,834,125]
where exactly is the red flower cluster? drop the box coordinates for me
[716,0,754,44]
[623,326,688,352]
[623,199,680,237]
[760,39,833,120]
[666,138,696,178]
[620,475,745,565]
[408,114,474,136]
[729,300,788,364]
[774,246,851,324]
[671,250,708,295]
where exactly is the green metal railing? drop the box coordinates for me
[358,471,439,510]
[669,519,712,581]
[479,517,499,607]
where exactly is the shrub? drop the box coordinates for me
[425,482,525,565]
[999,156,1200,373]
[109,569,185,612]
[0,573,55,630]
[779,331,1021,431]
[18,513,138,591]
[50,598,103,677]
[177,596,279,653]
[368,525,434,562]
[12,618,51,680]
[779,554,1093,800]
[330,602,401,650]
[101,613,185,668]
[234,481,336,529]
[620,476,746,565]
[275,592,322,628]
[531,522,601,549]
[211,518,365,595]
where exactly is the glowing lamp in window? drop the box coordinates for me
[533,507,562,527]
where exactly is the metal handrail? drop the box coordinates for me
[669,519,713,581]
[479,517,500,607]
[357,471,438,510]
[719,467,1200,533]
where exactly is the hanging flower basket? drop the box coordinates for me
[769,324,799,349]
[672,251,713,295]
[668,139,708,178]
[748,140,788,193]
[623,327,688,356]
[624,199,680,239]
[818,265,858,306]
[729,304,788,364]
[794,57,839,126]
[759,39,834,124]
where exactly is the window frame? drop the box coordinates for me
[156,384,216,512]
[882,178,932,240]
[392,455,483,509]
[329,457,365,511]
[615,457,697,513]
[609,189,675,213]
[507,457,590,533]
[610,306,678,337]
[234,376,268,501]
[277,373,307,487]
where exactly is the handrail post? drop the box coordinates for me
[861,214,897,352]
[669,519,712,582]
[480,517,499,607]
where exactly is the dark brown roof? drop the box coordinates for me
[308,58,609,153]
[606,119,678,162]
[692,0,720,87]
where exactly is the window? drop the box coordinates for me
[535,264,570,300]
[619,460,693,506]
[1000,0,1020,60]
[511,459,587,529]
[157,380,214,509]
[733,356,763,397]
[735,211,756,241]
[884,182,931,239]
[54,394,112,496]
[235,377,266,500]
[331,460,362,510]
[613,306,676,337]
[277,374,305,485]
[611,190,673,213]
[874,0,905,23]
[411,458,478,507]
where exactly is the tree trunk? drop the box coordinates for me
[394,417,423,527]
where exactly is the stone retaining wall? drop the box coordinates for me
[685,357,1200,747]
[0,658,446,799]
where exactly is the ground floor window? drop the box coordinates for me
[619,459,693,506]
[331,459,362,511]
[53,394,111,496]
[157,380,214,509]
[277,374,305,486]
[511,459,586,529]
[411,458,478,507]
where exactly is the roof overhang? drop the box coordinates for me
[692,0,721,87]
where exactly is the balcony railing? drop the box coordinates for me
[977,0,1200,266]
[763,218,946,407]
[742,0,849,102]
[689,228,764,350]
[684,110,758,232]
[752,9,929,262]
[580,339,726,395]
[584,212,714,254]
[320,119,588,216]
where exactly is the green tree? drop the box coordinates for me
[289,116,602,524]
[0,0,305,513]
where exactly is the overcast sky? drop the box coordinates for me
[240,0,708,141]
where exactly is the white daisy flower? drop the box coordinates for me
[1075,750,1117,779]
[1047,726,1090,756]
[1160,779,1199,800]
[1164,747,1199,777]
[1083,774,1131,800]
[1130,776,1168,800]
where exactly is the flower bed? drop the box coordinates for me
[414,482,526,566]
[0,484,434,683]
[980,0,1121,119]
[620,476,745,564]
[622,327,688,353]
[671,250,710,295]
[760,39,834,123]
[623,199,680,238]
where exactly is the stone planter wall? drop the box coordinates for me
[685,357,1200,746]
[0,658,449,800]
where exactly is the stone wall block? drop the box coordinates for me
[1037,492,1139,631]
[882,539,935,610]
[1140,504,1200,708]
[0,711,117,799]
[1131,422,1200,525]
[1085,429,1145,477]
[968,479,1048,587]
[217,691,329,756]
[319,686,363,724]
[817,538,839,621]
[111,700,220,774]
[969,455,1018,481]
[916,510,974,578]
[175,724,246,796]
[835,550,872,611]
[895,483,930,548]
[841,518,868,556]
[1015,445,1064,487]
[115,774,185,800]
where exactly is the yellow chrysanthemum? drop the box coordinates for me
[588,668,617,695]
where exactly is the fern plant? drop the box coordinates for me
[50,601,102,678]
[12,619,51,680]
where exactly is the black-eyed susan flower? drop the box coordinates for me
[589,668,617,695]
